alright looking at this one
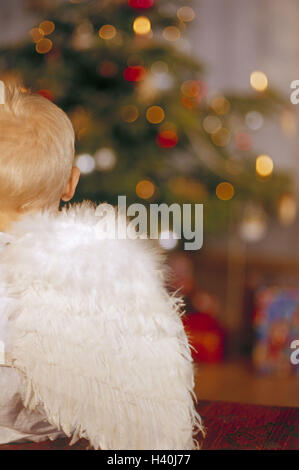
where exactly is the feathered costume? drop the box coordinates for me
[0,203,203,449]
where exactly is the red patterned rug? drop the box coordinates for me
[0,400,298,450]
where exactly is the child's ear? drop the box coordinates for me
[61,166,81,202]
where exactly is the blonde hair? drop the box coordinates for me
[0,83,75,211]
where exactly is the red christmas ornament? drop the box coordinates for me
[128,0,154,9]
[156,130,178,148]
[123,65,146,82]
[182,312,225,363]
[36,89,54,101]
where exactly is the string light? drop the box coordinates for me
[75,154,95,174]
[211,128,231,147]
[216,182,234,201]
[181,80,201,98]
[123,65,146,82]
[39,21,55,35]
[146,105,165,124]
[36,38,53,54]
[210,95,230,115]
[99,24,117,40]
[280,109,296,137]
[278,194,297,226]
[256,154,273,177]
[136,179,155,199]
[202,115,222,134]
[250,71,268,92]
[239,211,267,242]
[245,111,264,130]
[177,6,195,22]
[162,26,181,41]
[156,129,178,148]
[121,105,139,122]
[128,0,154,9]
[30,28,44,43]
[133,16,151,35]
[95,148,117,171]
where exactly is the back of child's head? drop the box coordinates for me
[0,82,75,212]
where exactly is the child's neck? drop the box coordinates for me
[0,211,20,232]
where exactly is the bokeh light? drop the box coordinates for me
[95,148,117,171]
[99,24,117,40]
[36,38,53,54]
[156,129,178,148]
[162,26,181,41]
[121,105,139,122]
[245,111,264,130]
[136,179,155,199]
[177,6,195,22]
[202,115,222,134]
[216,182,235,201]
[133,16,151,35]
[239,213,267,242]
[146,105,165,124]
[30,27,44,43]
[123,65,146,82]
[39,21,55,35]
[210,95,230,115]
[278,194,297,226]
[250,70,268,92]
[256,154,273,177]
[211,128,231,147]
[128,0,154,9]
[75,154,96,174]
[181,80,201,98]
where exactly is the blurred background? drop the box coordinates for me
[0,0,299,407]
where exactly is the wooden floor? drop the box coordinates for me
[194,361,299,408]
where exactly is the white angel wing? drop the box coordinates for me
[0,203,203,450]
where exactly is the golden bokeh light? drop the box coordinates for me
[211,128,231,147]
[177,6,195,22]
[136,179,155,199]
[181,80,200,98]
[210,95,230,115]
[278,194,297,226]
[36,38,53,54]
[99,24,117,40]
[30,27,44,43]
[146,105,165,124]
[256,154,273,177]
[39,21,55,35]
[133,16,151,35]
[202,115,222,134]
[121,105,139,123]
[216,182,235,201]
[162,26,181,41]
[250,70,268,92]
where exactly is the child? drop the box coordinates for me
[0,83,203,450]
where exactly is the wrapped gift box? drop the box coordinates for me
[253,287,299,375]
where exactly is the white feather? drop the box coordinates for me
[0,202,203,450]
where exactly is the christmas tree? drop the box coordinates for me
[0,0,293,238]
